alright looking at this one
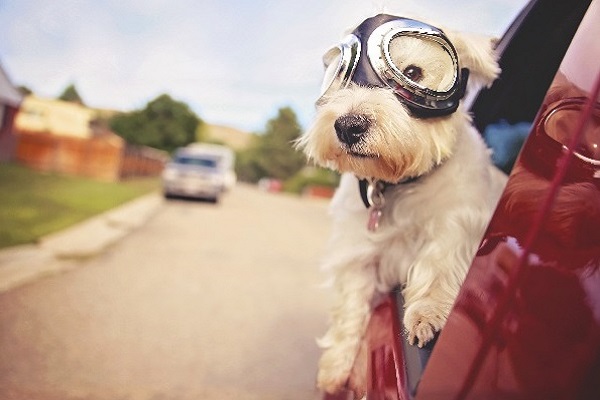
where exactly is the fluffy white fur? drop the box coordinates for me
[297,18,507,395]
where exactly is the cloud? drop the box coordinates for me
[0,0,529,132]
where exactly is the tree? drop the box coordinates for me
[110,94,202,153]
[58,83,84,105]
[236,107,306,182]
[17,85,33,96]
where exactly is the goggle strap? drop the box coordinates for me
[458,68,470,100]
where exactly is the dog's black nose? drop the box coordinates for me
[334,114,370,146]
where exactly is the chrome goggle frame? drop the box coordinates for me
[319,34,361,97]
[318,15,469,118]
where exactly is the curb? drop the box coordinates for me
[40,192,163,258]
[0,192,164,294]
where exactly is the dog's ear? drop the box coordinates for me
[446,30,501,92]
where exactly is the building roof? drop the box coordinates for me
[0,62,23,107]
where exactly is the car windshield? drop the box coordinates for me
[174,155,220,168]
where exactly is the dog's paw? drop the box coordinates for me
[404,299,449,348]
[347,337,367,398]
[317,346,354,394]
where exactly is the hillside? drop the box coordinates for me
[201,123,254,151]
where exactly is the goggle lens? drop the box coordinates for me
[320,47,342,96]
[383,34,457,94]
[319,35,361,98]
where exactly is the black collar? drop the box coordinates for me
[358,176,419,208]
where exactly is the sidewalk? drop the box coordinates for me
[0,192,164,294]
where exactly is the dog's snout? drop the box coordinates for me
[334,114,370,146]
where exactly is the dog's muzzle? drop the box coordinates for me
[317,14,469,118]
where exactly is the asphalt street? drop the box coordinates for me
[0,184,334,400]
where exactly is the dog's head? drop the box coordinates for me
[298,14,500,183]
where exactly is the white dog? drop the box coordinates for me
[297,14,507,394]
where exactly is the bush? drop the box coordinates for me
[284,167,340,194]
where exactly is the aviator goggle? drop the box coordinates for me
[319,14,470,118]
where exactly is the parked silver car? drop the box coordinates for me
[162,144,236,202]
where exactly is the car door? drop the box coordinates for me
[417,1,600,399]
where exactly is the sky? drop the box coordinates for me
[0,0,529,133]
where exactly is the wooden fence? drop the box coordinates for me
[15,131,167,181]
[120,144,168,179]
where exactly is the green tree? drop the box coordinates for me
[17,85,33,96]
[110,94,202,153]
[236,107,306,183]
[235,139,264,182]
[58,83,84,105]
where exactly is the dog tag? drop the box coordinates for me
[366,180,386,232]
[368,207,382,231]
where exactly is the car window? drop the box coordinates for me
[175,156,220,168]
[470,0,593,173]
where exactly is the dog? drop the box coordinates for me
[297,14,508,394]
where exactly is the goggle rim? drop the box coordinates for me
[367,20,463,110]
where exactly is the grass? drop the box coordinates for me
[0,163,160,249]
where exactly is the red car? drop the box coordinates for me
[327,0,599,398]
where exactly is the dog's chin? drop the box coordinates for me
[344,147,378,159]
[333,153,412,183]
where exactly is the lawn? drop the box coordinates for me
[0,163,160,249]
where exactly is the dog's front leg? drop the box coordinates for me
[317,264,376,394]
[402,220,478,348]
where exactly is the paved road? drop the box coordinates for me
[0,185,333,400]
